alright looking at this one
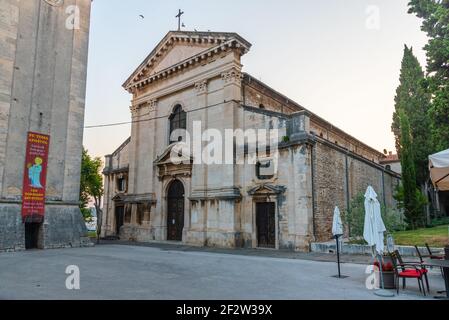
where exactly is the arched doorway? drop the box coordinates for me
[167,180,185,241]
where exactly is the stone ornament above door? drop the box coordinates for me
[43,0,64,7]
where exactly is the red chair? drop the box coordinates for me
[416,245,444,277]
[389,251,427,296]
[394,250,430,293]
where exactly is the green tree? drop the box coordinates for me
[391,45,432,187]
[408,0,449,151]
[343,192,407,240]
[398,111,426,229]
[80,148,104,242]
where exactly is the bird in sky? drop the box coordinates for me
[139,14,145,19]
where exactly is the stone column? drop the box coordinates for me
[290,144,314,251]
[186,80,209,246]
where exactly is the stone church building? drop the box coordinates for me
[102,30,400,251]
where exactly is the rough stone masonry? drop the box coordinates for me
[0,0,92,251]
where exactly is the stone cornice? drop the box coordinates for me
[189,187,242,201]
[123,31,252,91]
[125,38,249,93]
[131,61,240,106]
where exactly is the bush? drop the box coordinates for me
[343,192,407,239]
[393,184,427,229]
[430,216,449,227]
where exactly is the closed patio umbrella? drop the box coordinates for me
[363,186,394,297]
[429,149,449,191]
[332,207,347,278]
[332,206,344,237]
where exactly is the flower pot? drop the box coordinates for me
[375,271,396,289]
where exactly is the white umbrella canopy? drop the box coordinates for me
[332,206,344,237]
[363,186,387,255]
[429,149,449,191]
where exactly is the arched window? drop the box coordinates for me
[169,105,186,144]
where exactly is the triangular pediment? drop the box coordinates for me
[248,184,286,196]
[123,31,252,91]
[145,43,214,77]
[154,143,193,165]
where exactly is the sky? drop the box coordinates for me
[83,0,429,159]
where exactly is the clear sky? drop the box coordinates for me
[83,0,429,159]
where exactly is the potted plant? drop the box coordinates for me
[373,260,395,289]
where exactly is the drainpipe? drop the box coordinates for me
[381,169,386,208]
[345,152,350,212]
[345,152,351,238]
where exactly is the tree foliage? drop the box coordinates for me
[343,193,407,240]
[80,148,104,240]
[391,45,432,186]
[408,0,449,151]
[398,111,427,229]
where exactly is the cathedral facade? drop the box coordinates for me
[102,31,400,251]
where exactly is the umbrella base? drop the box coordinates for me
[374,289,395,297]
[331,275,349,279]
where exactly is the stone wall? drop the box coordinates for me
[313,139,401,241]
[0,0,92,251]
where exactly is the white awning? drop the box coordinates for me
[429,149,449,191]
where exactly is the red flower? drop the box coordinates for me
[373,261,394,272]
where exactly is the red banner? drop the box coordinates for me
[22,132,50,223]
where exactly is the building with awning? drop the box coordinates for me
[430,149,449,191]
[429,149,449,216]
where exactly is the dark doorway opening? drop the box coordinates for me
[115,205,125,236]
[167,180,185,241]
[256,202,276,248]
[25,223,41,250]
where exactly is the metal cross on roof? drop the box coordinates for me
[175,9,184,31]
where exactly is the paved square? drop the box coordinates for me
[0,245,445,300]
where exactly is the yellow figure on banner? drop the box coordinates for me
[28,157,44,189]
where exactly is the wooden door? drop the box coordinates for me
[256,202,276,248]
[167,180,185,241]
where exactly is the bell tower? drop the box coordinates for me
[0,0,93,251]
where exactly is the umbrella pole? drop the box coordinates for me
[332,235,348,278]
[336,235,341,278]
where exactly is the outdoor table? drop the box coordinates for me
[424,259,449,299]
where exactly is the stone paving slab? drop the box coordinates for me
[96,239,407,265]
[1,243,444,300]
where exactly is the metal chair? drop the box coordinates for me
[389,251,427,296]
[416,245,444,277]
[395,250,430,293]
[425,243,445,260]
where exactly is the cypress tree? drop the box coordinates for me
[391,45,432,187]
[399,111,423,229]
